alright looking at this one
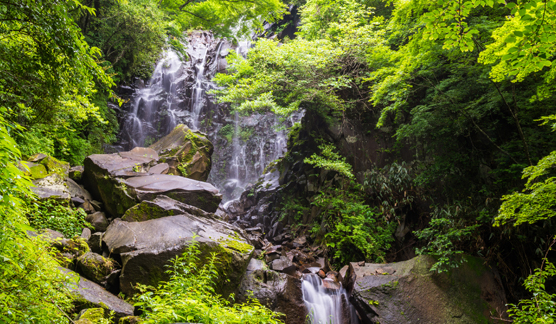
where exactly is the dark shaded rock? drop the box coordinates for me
[86,212,109,232]
[149,124,213,182]
[63,268,134,319]
[79,200,96,214]
[121,195,215,222]
[77,252,118,284]
[102,215,252,296]
[69,165,84,181]
[88,233,103,254]
[72,196,85,206]
[348,255,509,324]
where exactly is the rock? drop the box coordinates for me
[271,256,295,272]
[148,163,169,174]
[149,124,213,182]
[236,268,306,324]
[102,215,253,296]
[69,166,85,181]
[292,235,307,246]
[33,228,65,241]
[265,252,281,263]
[81,228,92,240]
[124,175,222,213]
[52,237,90,258]
[88,233,103,254]
[339,265,349,281]
[121,195,215,222]
[86,212,109,232]
[40,155,70,176]
[31,173,70,200]
[246,258,266,271]
[79,200,96,214]
[322,278,341,290]
[28,153,48,162]
[67,178,93,200]
[77,252,118,284]
[347,255,508,324]
[71,196,85,206]
[63,269,134,319]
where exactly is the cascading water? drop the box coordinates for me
[302,269,359,324]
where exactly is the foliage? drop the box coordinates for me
[310,182,395,265]
[159,0,286,39]
[219,124,234,143]
[134,238,284,324]
[414,204,481,273]
[304,143,354,179]
[0,0,119,164]
[26,199,90,238]
[507,239,556,323]
[0,113,74,322]
[76,0,167,82]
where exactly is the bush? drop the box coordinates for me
[27,199,90,238]
[134,237,284,324]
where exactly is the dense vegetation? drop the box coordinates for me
[3,0,556,321]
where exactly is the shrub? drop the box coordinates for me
[27,199,90,238]
[134,237,284,324]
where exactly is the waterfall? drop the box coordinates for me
[302,269,359,324]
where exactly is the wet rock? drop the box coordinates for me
[102,215,253,296]
[77,252,118,284]
[236,268,306,324]
[150,124,213,182]
[62,269,134,319]
[121,195,215,222]
[347,255,509,324]
[271,256,295,272]
[86,212,109,232]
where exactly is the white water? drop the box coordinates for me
[302,269,358,324]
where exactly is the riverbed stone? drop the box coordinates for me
[102,215,253,296]
[86,212,109,232]
[149,124,213,182]
[347,255,509,323]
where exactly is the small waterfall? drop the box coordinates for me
[302,269,359,324]
[190,47,208,130]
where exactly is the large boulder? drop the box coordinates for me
[236,259,306,324]
[102,214,253,296]
[31,173,71,200]
[62,269,134,320]
[83,149,221,217]
[346,255,509,324]
[149,124,213,182]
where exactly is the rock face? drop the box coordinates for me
[149,124,213,182]
[84,148,221,217]
[346,255,508,324]
[102,215,253,296]
[237,259,306,324]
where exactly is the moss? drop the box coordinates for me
[218,237,254,255]
[122,201,175,222]
[119,316,143,324]
[78,308,106,322]
[40,156,70,176]
[29,163,48,179]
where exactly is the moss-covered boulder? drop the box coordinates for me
[149,124,213,182]
[119,316,142,324]
[77,252,118,284]
[347,255,509,323]
[40,155,70,176]
[20,161,48,179]
[102,214,253,296]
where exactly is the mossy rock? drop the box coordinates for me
[21,161,49,179]
[119,316,142,324]
[40,155,70,176]
[77,252,118,284]
[149,124,214,182]
[77,308,106,323]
